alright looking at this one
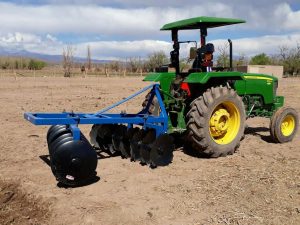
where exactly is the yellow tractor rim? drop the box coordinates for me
[209,102,240,145]
[281,115,295,137]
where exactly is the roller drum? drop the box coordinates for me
[47,126,69,145]
[47,125,67,141]
[49,132,98,187]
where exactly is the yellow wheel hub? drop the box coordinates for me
[209,102,240,145]
[210,109,230,137]
[281,115,295,136]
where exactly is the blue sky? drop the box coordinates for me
[0,0,299,59]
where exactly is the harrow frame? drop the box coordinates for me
[24,84,168,140]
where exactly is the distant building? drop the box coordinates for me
[236,65,284,79]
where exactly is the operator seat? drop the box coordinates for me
[191,43,215,72]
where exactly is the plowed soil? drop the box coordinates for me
[0,76,299,225]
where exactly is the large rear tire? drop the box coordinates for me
[186,86,245,157]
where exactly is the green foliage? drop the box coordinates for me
[28,59,47,70]
[0,57,46,70]
[1,61,10,69]
[249,53,271,65]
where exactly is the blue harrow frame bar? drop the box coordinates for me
[24,84,169,140]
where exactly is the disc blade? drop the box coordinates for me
[90,124,117,155]
[129,128,145,162]
[140,129,156,165]
[89,125,102,148]
[150,134,174,168]
[111,125,127,152]
[119,127,139,158]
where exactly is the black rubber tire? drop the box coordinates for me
[270,107,298,143]
[49,134,73,155]
[186,86,246,157]
[47,125,67,142]
[47,127,70,146]
[49,136,74,175]
[51,137,98,187]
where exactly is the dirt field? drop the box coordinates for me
[0,76,299,225]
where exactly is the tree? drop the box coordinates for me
[233,53,247,67]
[249,53,271,65]
[109,61,121,72]
[278,44,300,75]
[216,42,229,67]
[62,45,74,77]
[28,59,46,70]
[87,45,92,70]
[128,57,141,73]
[180,58,190,72]
[145,51,168,72]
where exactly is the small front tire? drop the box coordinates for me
[270,107,298,143]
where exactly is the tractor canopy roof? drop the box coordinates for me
[160,16,245,30]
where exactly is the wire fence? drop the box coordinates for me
[0,68,299,79]
[0,68,147,78]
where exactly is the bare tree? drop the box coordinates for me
[278,44,300,75]
[109,61,121,72]
[234,53,247,67]
[145,51,168,72]
[87,45,92,71]
[62,45,74,77]
[216,42,229,67]
[128,57,141,73]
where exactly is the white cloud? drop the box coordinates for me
[213,32,300,56]
[74,40,171,59]
[0,2,241,38]
[0,32,62,55]
[0,1,300,60]
[32,0,300,8]
[46,34,57,42]
[0,1,298,36]
[1,32,299,59]
[0,32,41,44]
[276,3,300,30]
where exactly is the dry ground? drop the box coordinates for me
[0,76,299,225]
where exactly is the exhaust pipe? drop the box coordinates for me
[228,39,233,71]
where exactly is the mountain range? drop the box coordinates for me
[0,47,110,64]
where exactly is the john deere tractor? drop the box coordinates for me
[143,16,299,157]
[24,16,298,186]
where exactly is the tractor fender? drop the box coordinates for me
[143,72,176,93]
[184,71,244,84]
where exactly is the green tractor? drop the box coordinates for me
[24,16,299,186]
[144,16,298,157]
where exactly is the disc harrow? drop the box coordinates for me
[90,125,173,168]
[24,84,174,187]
